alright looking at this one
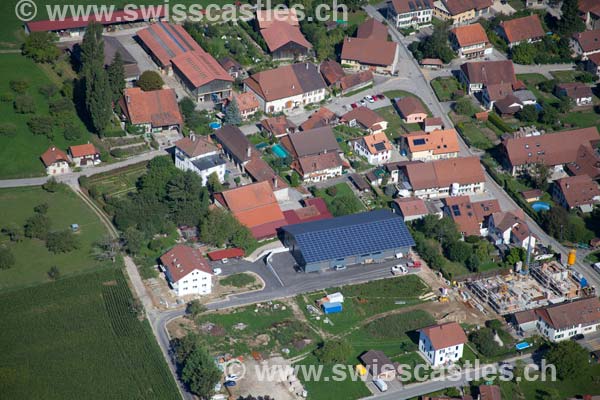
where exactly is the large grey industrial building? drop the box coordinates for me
[280,210,415,272]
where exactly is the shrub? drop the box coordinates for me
[10,79,29,94]
[46,230,80,253]
[137,70,164,91]
[14,95,36,113]
[488,112,512,133]
[0,122,17,137]
[27,116,55,137]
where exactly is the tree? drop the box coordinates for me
[538,79,556,93]
[408,21,455,63]
[22,31,60,63]
[2,224,23,242]
[224,98,242,126]
[466,253,481,272]
[137,70,164,91]
[539,207,570,241]
[516,104,538,122]
[46,230,80,253]
[206,172,224,194]
[0,123,17,137]
[454,97,475,116]
[546,340,589,380]
[34,203,49,215]
[180,344,221,398]
[186,299,207,318]
[93,236,120,262]
[445,240,471,264]
[14,95,35,114]
[510,43,536,65]
[469,328,504,357]
[10,79,30,94]
[200,208,257,251]
[24,213,51,240]
[107,52,125,103]
[47,266,60,280]
[557,0,585,35]
[314,340,353,364]
[27,116,55,137]
[539,104,558,125]
[81,22,112,133]
[505,246,526,266]
[529,162,550,191]
[42,177,64,193]
[556,96,572,113]
[0,246,15,270]
[179,97,196,121]
[122,227,145,255]
[39,83,58,98]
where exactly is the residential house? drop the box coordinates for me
[451,23,492,59]
[499,15,545,48]
[68,144,101,167]
[283,198,333,225]
[388,0,433,29]
[159,245,213,297]
[300,107,337,131]
[359,350,397,380]
[243,156,289,191]
[585,52,600,77]
[341,20,398,74]
[218,57,244,79]
[459,60,520,109]
[433,0,493,26]
[553,174,600,213]
[340,106,388,133]
[385,160,422,184]
[526,0,548,7]
[259,20,312,61]
[488,210,536,250]
[443,196,500,237]
[243,63,327,113]
[174,134,225,185]
[424,117,444,132]
[420,58,445,69]
[494,93,524,117]
[573,29,600,60]
[402,156,486,198]
[280,126,344,183]
[229,92,260,120]
[500,127,600,175]
[214,180,287,239]
[103,36,140,85]
[41,146,71,175]
[419,322,467,367]
[391,197,430,222]
[521,189,543,203]
[478,385,503,400]
[395,97,428,123]
[136,22,233,102]
[579,0,600,30]
[260,116,297,138]
[512,309,538,335]
[213,125,253,170]
[119,87,183,133]
[404,129,460,161]
[535,297,600,342]
[565,143,600,180]
[555,83,593,107]
[353,132,393,165]
[339,71,375,95]
[356,18,389,41]
[513,89,537,106]
[320,60,346,87]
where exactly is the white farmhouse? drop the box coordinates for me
[41,146,71,176]
[353,132,393,165]
[160,245,213,297]
[388,0,433,29]
[418,322,467,367]
[174,135,226,185]
[535,297,600,342]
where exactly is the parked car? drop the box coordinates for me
[373,378,388,392]
[391,265,408,275]
[333,264,347,271]
[365,95,375,103]
[221,258,229,264]
[594,262,600,274]
[351,102,358,109]
[213,268,223,275]
[359,99,367,106]
[223,380,236,387]
[571,334,585,341]
[225,374,239,381]
[376,94,385,100]
[406,261,422,268]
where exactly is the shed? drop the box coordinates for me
[322,302,343,314]
[326,292,344,303]
[207,248,245,261]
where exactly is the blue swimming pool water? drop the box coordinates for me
[531,201,551,212]
[209,122,221,130]
[272,144,289,158]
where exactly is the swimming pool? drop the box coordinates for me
[272,144,289,158]
[531,201,551,212]
[209,122,221,130]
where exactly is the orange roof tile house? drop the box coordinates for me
[451,23,492,59]
[404,129,460,161]
[419,322,467,367]
[68,143,100,167]
[40,146,71,175]
[120,87,183,133]
[159,245,213,297]
[352,132,393,165]
[394,97,428,123]
[257,10,312,61]
[499,14,545,48]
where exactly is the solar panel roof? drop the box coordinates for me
[282,210,415,264]
[374,142,387,152]
[413,138,426,146]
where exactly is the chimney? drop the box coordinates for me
[247,145,252,158]
[126,95,130,104]
[306,63,309,70]
[51,146,56,151]
[273,176,278,188]
[191,133,196,142]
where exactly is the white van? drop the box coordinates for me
[593,262,600,274]
[373,378,388,392]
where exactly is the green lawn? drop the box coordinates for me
[457,121,494,150]
[0,186,114,291]
[561,109,600,129]
[376,106,421,138]
[220,272,257,288]
[430,77,462,102]
[516,73,560,105]
[313,182,365,216]
[0,54,96,178]
[298,275,430,335]
[84,161,148,205]
[550,70,588,83]
[0,268,180,399]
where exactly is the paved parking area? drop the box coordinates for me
[577,331,600,352]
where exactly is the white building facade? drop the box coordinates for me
[418,331,465,367]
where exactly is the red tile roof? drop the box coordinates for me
[442,0,493,15]
[120,87,183,128]
[566,144,600,180]
[443,196,499,236]
[26,7,167,32]
[206,248,244,261]
[420,322,467,350]
[171,51,233,89]
[356,18,389,41]
[339,70,374,91]
[340,106,385,130]
[406,129,460,156]
[232,92,260,113]
[40,146,69,167]
[136,22,203,68]
[535,297,600,330]
[320,60,346,85]
[68,143,98,158]
[395,97,427,118]
[460,60,516,86]
[260,116,297,137]
[300,107,336,131]
[556,82,593,100]
[500,15,545,45]
[574,29,600,53]
[283,198,332,225]
[502,127,600,168]
[295,152,344,175]
[260,21,312,52]
[405,156,485,190]
[358,132,393,155]
[244,63,326,102]
[218,181,286,239]
[160,245,212,282]
[175,135,218,158]
[391,0,433,14]
[393,197,428,218]
[256,9,299,29]
[555,174,600,208]
[452,23,489,47]
[478,385,502,400]
[341,37,397,67]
